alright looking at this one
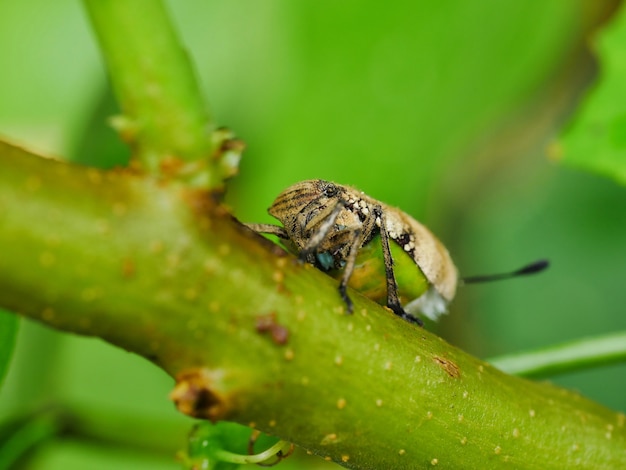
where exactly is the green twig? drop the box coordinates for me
[488,331,626,378]
[83,0,226,187]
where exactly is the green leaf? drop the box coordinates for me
[560,6,626,185]
[0,309,18,389]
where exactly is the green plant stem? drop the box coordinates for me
[1,141,626,469]
[488,331,626,378]
[82,0,218,185]
[0,309,18,387]
[214,440,290,465]
[0,411,62,469]
[0,405,186,462]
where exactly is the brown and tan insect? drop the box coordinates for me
[247,179,458,325]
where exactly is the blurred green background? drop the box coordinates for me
[1,0,625,468]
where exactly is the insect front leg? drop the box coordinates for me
[298,199,345,262]
[338,227,364,314]
[377,206,423,326]
[245,223,290,240]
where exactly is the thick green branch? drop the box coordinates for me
[83,0,224,186]
[1,141,625,469]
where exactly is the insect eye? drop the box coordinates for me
[324,184,338,197]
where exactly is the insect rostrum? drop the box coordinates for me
[247,180,458,326]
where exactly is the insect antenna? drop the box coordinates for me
[462,259,549,284]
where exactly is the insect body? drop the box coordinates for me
[248,180,457,325]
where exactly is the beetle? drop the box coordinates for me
[247,179,457,325]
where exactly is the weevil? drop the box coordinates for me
[247,180,549,326]
[247,179,457,325]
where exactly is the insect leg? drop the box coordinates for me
[299,199,345,260]
[245,223,290,240]
[338,227,364,314]
[377,207,423,326]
